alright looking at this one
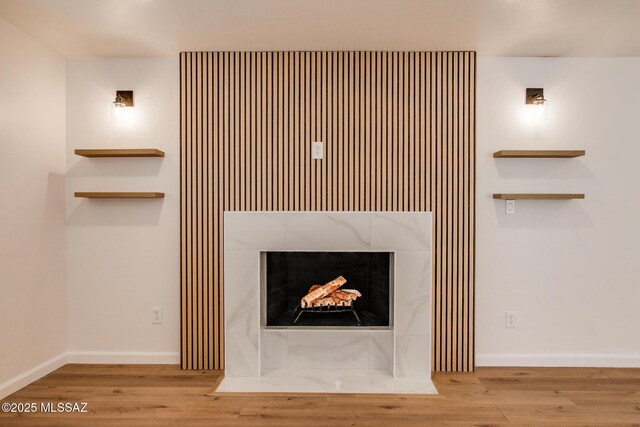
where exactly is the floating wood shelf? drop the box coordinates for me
[493,150,585,158]
[75,192,165,199]
[74,149,165,158]
[493,193,585,200]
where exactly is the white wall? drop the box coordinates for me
[64,57,640,371]
[0,17,67,396]
[2,48,638,396]
[476,58,640,367]
[65,59,180,363]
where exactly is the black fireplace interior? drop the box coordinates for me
[265,252,391,327]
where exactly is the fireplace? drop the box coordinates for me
[221,211,434,393]
[263,252,393,328]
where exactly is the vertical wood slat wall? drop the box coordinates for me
[180,51,476,372]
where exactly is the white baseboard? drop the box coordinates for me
[476,353,640,368]
[0,351,181,399]
[0,353,67,400]
[66,351,180,364]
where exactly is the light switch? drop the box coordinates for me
[312,141,323,159]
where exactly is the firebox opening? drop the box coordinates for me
[263,252,392,328]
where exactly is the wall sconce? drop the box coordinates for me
[522,87,548,125]
[526,88,546,106]
[113,90,134,108]
[111,90,135,126]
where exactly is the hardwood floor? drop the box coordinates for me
[1,365,639,425]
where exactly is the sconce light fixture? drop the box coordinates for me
[113,90,134,108]
[525,88,546,106]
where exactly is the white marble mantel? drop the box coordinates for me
[219,211,435,394]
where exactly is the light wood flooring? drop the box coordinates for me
[1,364,639,425]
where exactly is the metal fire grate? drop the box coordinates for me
[291,303,361,325]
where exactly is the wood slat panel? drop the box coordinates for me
[180,51,476,372]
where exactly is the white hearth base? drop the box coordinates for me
[215,369,436,394]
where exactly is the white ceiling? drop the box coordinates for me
[0,0,639,58]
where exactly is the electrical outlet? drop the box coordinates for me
[312,141,324,159]
[152,307,163,324]
[505,199,516,215]
[505,311,517,328]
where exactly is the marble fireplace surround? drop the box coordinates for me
[219,211,435,394]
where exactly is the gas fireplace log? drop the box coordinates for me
[308,284,321,293]
[309,297,353,307]
[301,276,347,308]
[331,295,343,305]
[313,297,335,307]
[340,289,362,297]
[303,285,361,307]
[332,290,358,301]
